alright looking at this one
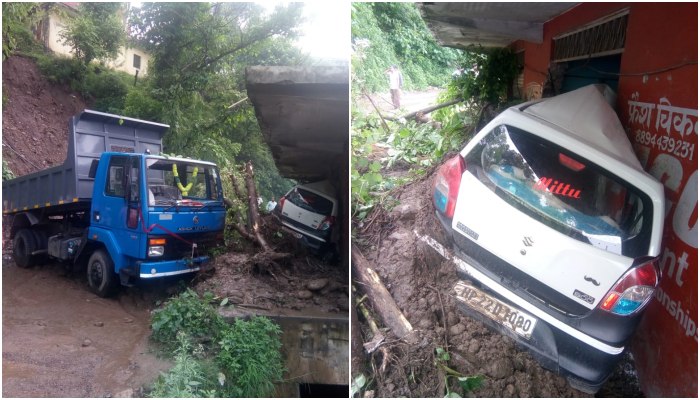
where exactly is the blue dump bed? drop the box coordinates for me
[2,110,168,215]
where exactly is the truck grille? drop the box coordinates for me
[149,232,222,261]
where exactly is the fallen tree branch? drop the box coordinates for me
[354,286,389,375]
[352,244,416,343]
[362,88,392,135]
[385,98,464,121]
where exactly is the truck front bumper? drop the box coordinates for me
[137,256,210,278]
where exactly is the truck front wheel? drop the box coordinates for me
[13,229,38,268]
[87,250,118,297]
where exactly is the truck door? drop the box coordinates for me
[96,155,144,259]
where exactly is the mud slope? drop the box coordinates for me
[2,55,86,178]
[352,171,642,397]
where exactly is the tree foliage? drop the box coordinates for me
[60,3,126,66]
[351,2,459,93]
[448,47,521,106]
[125,2,304,199]
[2,2,45,60]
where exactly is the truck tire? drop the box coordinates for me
[87,250,118,297]
[13,229,38,268]
[31,229,49,264]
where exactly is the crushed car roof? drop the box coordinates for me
[522,84,644,172]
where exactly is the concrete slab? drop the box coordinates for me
[418,2,578,48]
[246,66,348,182]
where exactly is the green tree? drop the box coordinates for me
[127,2,304,199]
[60,3,126,66]
[449,47,520,106]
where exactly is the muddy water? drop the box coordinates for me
[2,261,171,397]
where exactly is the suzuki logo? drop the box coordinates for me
[522,237,534,247]
[584,275,600,286]
[193,216,199,225]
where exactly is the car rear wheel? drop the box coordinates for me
[87,250,119,297]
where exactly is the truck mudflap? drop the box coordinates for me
[136,255,209,278]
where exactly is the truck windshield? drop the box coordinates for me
[146,158,220,206]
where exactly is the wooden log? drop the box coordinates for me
[385,98,464,121]
[351,244,416,343]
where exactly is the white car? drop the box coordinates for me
[275,180,338,255]
[432,84,664,393]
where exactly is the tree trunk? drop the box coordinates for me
[351,244,416,343]
[385,98,464,121]
[243,161,270,252]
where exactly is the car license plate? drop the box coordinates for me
[453,281,537,339]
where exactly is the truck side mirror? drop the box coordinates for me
[88,159,99,179]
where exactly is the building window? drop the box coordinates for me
[133,54,141,70]
[552,10,629,62]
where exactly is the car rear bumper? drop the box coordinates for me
[420,223,625,392]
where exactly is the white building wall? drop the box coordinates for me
[43,10,150,76]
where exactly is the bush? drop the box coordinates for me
[3,159,15,180]
[84,69,129,113]
[149,290,285,398]
[36,55,86,87]
[151,289,226,352]
[217,317,284,398]
[149,333,218,398]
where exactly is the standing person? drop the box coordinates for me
[386,65,403,109]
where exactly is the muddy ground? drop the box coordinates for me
[350,113,644,396]
[2,259,172,397]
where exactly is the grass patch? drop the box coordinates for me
[149,289,284,398]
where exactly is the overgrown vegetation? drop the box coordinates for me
[59,3,125,67]
[447,47,521,108]
[351,2,459,93]
[150,290,284,398]
[2,2,45,60]
[2,160,16,181]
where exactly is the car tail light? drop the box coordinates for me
[277,196,285,211]
[599,259,659,315]
[433,155,465,218]
[319,216,335,231]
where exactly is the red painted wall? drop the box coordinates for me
[618,3,697,397]
[520,2,698,397]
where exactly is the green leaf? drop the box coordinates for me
[220,298,229,307]
[350,373,367,397]
[457,375,484,392]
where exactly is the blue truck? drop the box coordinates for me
[2,110,226,297]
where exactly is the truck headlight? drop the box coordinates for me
[148,246,165,257]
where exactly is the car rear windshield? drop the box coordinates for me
[465,124,653,257]
[286,188,334,215]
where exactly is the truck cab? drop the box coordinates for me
[3,110,226,297]
[86,153,226,295]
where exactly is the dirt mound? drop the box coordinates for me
[2,55,86,177]
[352,168,641,397]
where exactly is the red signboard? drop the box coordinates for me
[617,3,697,397]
